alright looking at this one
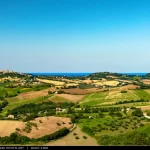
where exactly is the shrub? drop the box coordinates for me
[140,123,144,127]
[73,133,77,136]
[132,108,143,117]
[48,91,53,94]
[56,123,61,126]
[16,128,20,132]
[75,136,80,140]
[83,136,87,139]
[57,90,64,94]
[97,131,150,146]
[121,90,127,93]
[115,127,118,130]
[39,120,43,123]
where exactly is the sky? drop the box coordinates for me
[0,0,150,73]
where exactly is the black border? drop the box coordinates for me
[0,146,150,150]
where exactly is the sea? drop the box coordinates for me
[26,72,148,77]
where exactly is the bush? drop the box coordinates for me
[73,132,77,136]
[132,108,143,117]
[57,90,64,94]
[99,113,104,118]
[38,127,69,142]
[56,123,61,126]
[97,131,150,146]
[16,128,20,132]
[48,91,53,94]
[39,120,43,123]
[121,90,127,93]
[83,136,87,139]
[115,127,118,130]
[75,136,80,140]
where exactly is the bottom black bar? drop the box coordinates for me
[0,146,150,150]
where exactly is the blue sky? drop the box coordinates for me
[0,0,150,73]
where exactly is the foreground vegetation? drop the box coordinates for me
[0,127,69,144]
[1,71,150,145]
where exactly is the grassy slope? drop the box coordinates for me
[138,123,150,136]
[79,90,150,106]
[0,94,54,116]
[78,115,150,137]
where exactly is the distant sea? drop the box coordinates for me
[26,73,92,77]
[120,73,148,76]
[26,72,148,77]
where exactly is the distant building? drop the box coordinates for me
[56,107,62,111]
[89,116,93,119]
[8,115,14,119]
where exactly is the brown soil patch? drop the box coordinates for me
[45,126,98,146]
[20,116,72,138]
[142,79,150,85]
[0,121,25,137]
[85,88,104,93]
[16,87,55,100]
[137,106,150,111]
[112,85,140,91]
[56,94,85,103]
[62,88,104,95]
[62,88,89,95]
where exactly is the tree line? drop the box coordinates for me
[0,127,69,144]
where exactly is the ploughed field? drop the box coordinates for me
[45,126,98,146]
[0,116,72,138]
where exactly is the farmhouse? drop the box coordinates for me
[8,115,14,119]
[56,107,62,111]
[56,108,67,114]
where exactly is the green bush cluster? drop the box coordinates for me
[97,131,150,145]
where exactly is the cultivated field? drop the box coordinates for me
[48,95,70,103]
[0,117,72,138]
[79,90,150,106]
[56,94,85,103]
[78,113,149,137]
[93,81,119,87]
[1,89,55,115]
[113,84,140,91]
[62,88,89,95]
[0,77,20,82]
[20,116,72,138]
[0,120,25,137]
[66,83,79,87]
[137,106,150,111]
[36,78,65,86]
[45,126,98,146]
[142,79,150,85]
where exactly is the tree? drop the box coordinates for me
[132,108,143,117]
[99,112,104,118]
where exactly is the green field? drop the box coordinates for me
[79,90,150,106]
[78,115,149,137]
[138,123,150,136]
[0,94,54,116]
